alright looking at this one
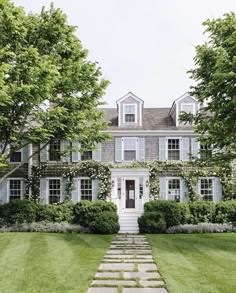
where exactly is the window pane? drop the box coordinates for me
[124,150,136,161]
[81,151,92,161]
[48,179,61,204]
[125,105,135,114]
[124,139,136,150]
[181,104,194,114]
[10,152,22,162]
[9,180,21,201]
[200,178,213,201]
[168,139,180,160]
[49,140,61,161]
[81,179,92,201]
[125,114,135,122]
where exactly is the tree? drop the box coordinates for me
[0,1,110,177]
[181,12,236,164]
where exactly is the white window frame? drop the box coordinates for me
[198,177,214,202]
[80,177,93,201]
[9,149,23,164]
[123,104,137,123]
[166,177,181,201]
[200,143,213,160]
[122,137,138,162]
[166,137,182,161]
[180,103,196,115]
[47,177,62,204]
[7,178,24,202]
[48,140,62,162]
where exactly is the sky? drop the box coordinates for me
[13,0,235,108]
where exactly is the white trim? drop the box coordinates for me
[116,92,144,104]
[123,104,137,124]
[139,103,142,127]
[121,137,138,162]
[176,103,179,126]
[7,178,24,202]
[47,177,63,204]
[118,104,121,127]
[198,177,215,201]
[104,130,196,136]
[174,92,197,104]
[165,137,182,161]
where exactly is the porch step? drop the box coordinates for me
[119,213,142,234]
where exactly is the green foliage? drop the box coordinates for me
[0,199,38,224]
[36,201,74,223]
[144,200,190,228]
[90,211,120,234]
[214,201,236,223]
[188,201,215,224]
[73,200,118,233]
[138,211,167,233]
[0,1,109,173]
[181,12,236,164]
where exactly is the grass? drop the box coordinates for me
[0,233,113,293]
[147,233,236,293]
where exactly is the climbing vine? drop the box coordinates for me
[27,160,235,202]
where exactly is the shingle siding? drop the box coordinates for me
[145,136,159,161]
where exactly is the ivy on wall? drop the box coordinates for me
[26,160,235,202]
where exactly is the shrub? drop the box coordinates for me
[214,201,236,224]
[144,200,190,228]
[166,223,236,234]
[0,221,81,233]
[138,211,166,233]
[0,200,38,225]
[188,202,215,224]
[73,200,117,227]
[90,211,120,234]
[36,201,74,223]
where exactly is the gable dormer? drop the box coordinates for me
[116,92,144,127]
[169,93,199,127]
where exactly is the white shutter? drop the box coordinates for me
[71,178,79,203]
[22,145,29,162]
[62,140,70,163]
[0,180,8,203]
[159,138,166,161]
[72,141,81,162]
[92,143,101,161]
[214,177,222,202]
[182,138,190,161]
[159,177,167,200]
[180,178,188,202]
[92,179,99,200]
[115,137,122,162]
[137,138,145,160]
[40,178,48,203]
[191,137,199,160]
[40,143,49,162]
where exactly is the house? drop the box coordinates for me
[0,92,223,232]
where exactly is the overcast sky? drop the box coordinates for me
[13,0,235,108]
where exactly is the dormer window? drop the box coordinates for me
[124,104,137,123]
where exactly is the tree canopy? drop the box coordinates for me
[181,12,236,163]
[0,0,109,165]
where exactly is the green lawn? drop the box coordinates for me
[147,233,236,293]
[0,233,113,293]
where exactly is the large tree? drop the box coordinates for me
[0,1,109,173]
[181,12,236,163]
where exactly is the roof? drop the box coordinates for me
[101,108,192,130]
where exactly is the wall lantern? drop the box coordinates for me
[111,180,115,188]
[146,180,149,187]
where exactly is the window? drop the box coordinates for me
[9,179,22,201]
[80,179,92,201]
[48,179,61,204]
[10,151,22,162]
[181,104,195,114]
[200,144,212,160]
[123,138,137,161]
[139,178,143,199]
[49,140,61,161]
[200,178,213,201]
[168,179,180,202]
[81,144,92,161]
[168,139,180,160]
[124,105,136,122]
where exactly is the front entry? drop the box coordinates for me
[125,180,135,209]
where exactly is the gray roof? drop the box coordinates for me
[101,108,192,130]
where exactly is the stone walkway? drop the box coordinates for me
[87,234,168,293]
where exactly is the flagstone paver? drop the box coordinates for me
[87,234,168,293]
